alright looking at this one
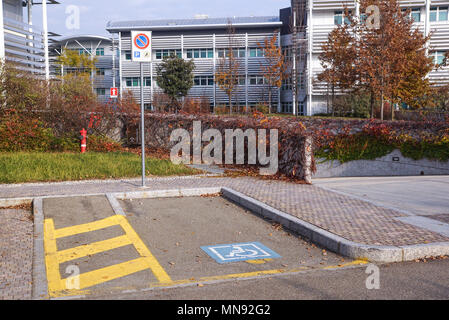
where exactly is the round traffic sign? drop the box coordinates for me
[134,33,150,50]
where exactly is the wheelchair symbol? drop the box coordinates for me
[201,242,281,264]
[224,246,259,259]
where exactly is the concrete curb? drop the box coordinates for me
[113,187,222,201]
[31,198,48,300]
[221,187,449,263]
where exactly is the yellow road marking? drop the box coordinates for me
[43,215,172,298]
[44,219,64,295]
[61,257,152,290]
[116,215,172,284]
[246,259,273,264]
[56,235,132,263]
[54,216,120,239]
[149,260,368,288]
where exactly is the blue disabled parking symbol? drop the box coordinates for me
[201,242,281,264]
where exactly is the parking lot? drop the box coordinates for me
[40,194,364,299]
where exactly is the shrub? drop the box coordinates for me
[87,135,124,153]
[181,97,211,114]
[0,112,55,152]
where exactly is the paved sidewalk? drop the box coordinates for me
[0,209,33,300]
[1,176,448,247]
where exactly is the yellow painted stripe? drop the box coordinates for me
[54,216,121,239]
[44,219,64,295]
[56,235,133,263]
[116,215,173,284]
[323,260,368,270]
[150,260,368,288]
[60,257,151,290]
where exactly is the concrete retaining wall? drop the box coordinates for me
[314,149,449,178]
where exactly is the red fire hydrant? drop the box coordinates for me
[80,128,87,153]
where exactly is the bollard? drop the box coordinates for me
[80,128,87,153]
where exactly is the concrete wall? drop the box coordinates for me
[314,149,449,178]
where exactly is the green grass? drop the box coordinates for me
[0,152,200,184]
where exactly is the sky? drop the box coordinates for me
[32,0,291,38]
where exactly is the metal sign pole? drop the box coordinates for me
[140,62,146,187]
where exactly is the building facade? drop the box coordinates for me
[0,0,55,79]
[50,35,120,103]
[106,16,282,110]
[283,0,449,115]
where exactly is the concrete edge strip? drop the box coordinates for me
[106,194,127,216]
[395,216,449,238]
[113,187,222,201]
[313,184,416,217]
[31,198,49,300]
[0,174,221,190]
[220,187,449,263]
[0,197,33,208]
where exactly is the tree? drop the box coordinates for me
[156,54,195,112]
[357,0,432,120]
[318,0,433,120]
[56,49,97,76]
[215,21,241,114]
[318,20,358,116]
[258,33,287,114]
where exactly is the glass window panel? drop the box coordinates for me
[430,7,437,21]
[411,9,421,22]
[439,7,448,21]
[334,11,343,25]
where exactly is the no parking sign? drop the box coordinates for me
[131,31,152,62]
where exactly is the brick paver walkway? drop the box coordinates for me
[0,209,33,300]
[1,176,448,247]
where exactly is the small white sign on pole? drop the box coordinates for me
[110,87,118,99]
[131,31,152,62]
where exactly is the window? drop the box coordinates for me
[432,51,446,65]
[440,7,448,21]
[249,48,264,58]
[96,68,105,76]
[249,75,267,85]
[155,49,182,60]
[282,77,292,90]
[124,51,132,61]
[78,49,91,56]
[402,8,421,22]
[430,6,448,22]
[194,76,214,86]
[281,102,293,113]
[412,8,421,22]
[96,48,105,56]
[186,49,213,59]
[217,48,246,58]
[95,88,106,96]
[125,77,151,87]
[334,10,352,25]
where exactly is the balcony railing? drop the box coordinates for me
[3,16,46,74]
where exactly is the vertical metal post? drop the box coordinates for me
[42,0,50,80]
[140,62,146,187]
[0,0,5,61]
